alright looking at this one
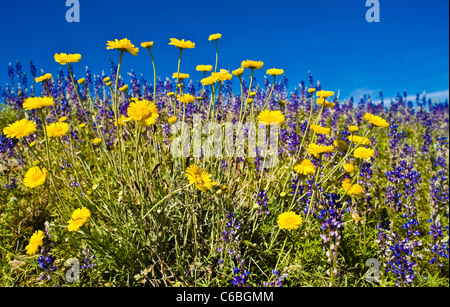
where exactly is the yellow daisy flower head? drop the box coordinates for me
[211,69,232,82]
[201,75,219,86]
[35,73,52,83]
[364,113,389,128]
[46,122,70,138]
[186,164,214,192]
[196,65,213,72]
[58,116,68,122]
[67,207,91,232]
[307,143,334,158]
[208,33,222,41]
[232,67,244,77]
[294,159,316,176]
[3,119,37,139]
[103,77,111,82]
[92,138,102,145]
[169,38,195,50]
[23,96,55,110]
[25,230,45,255]
[54,53,82,65]
[168,116,177,125]
[106,38,139,56]
[334,139,349,152]
[172,72,190,80]
[258,110,285,125]
[141,41,154,49]
[177,93,195,104]
[266,68,284,76]
[348,125,359,133]
[241,60,264,70]
[78,123,86,128]
[316,90,335,98]
[277,211,303,231]
[308,88,316,94]
[316,97,336,108]
[77,78,86,85]
[23,166,48,189]
[343,164,355,173]
[310,124,331,135]
[353,147,375,160]
[114,115,131,126]
[119,84,129,92]
[127,99,157,121]
[342,179,363,196]
[348,135,371,146]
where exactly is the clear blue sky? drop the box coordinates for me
[1,0,448,102]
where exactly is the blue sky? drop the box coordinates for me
[0,0,448,102]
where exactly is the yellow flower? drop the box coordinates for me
[127,99,158,121]
[353,147,375,160]
[364,113,389,128]
[316,97,336,108]
[294,159,316,176]
[241,60,264,70]
[25,230,45,255]
[201,75,219,86]
[211,69,232,82]
[186,165,214,192]
[348,135,371,146]
[316,90,334,98]
[277,211,303,231]
[177,94,195,104]
[103,77,111,82]
[168,116,177,125]
[114,115,131,126]
[343,164,355,173]
[342,179,363,196]
[46,122,70,138]
[352,212,361,223]
[106,38,139,55]
[307,143,334,158]
[196,65,213,72]
[92,138,102,145]
[29,141,36,147]
[169,38,195,50]
[78,123,86,128]
[58,116,68,122]
[119,85,129,92]
[67,207,91,232]
[232,67,244,77]
[3,119,37,139]
[334,139,349,152]
[310,124,330,135]
[258,110,285,125]
[308,88,316,94]
[54,53,81,65]
[172,73,190,80]
[23,96,55,110]
[167,92,175,97]
[77,78,85,85]
[348,125,359,133]
[141,41,154,49]
[208,33,222,41]
[35,73,52,83]
[266,68,284,76]
[23,166,48,189]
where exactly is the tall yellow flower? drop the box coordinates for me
[310,124,331,135]
[172,73,190,80]
[307,143,334,158]
[141,41,154,49]
[186,165,214,192]
[232,67,244,77]
[46,122,70,138]
[316,97,336,108]
[316,90,334,98]
[364,113,389,128]
[211,69,233,82]
[3,119,37,139]
[196,65,213,72]
[177,93,196,104]
[208,33,222,41]
[266,68,284,76]
[348,125,359,133]
[294,159,316,176]
[25,230,45,255]
[127,99,159,126]
[258,110,285,125]
[106,38,139,55]
[353,147,375,160]
[348,135,371,146]
[241,60,264,70]
[343,164,355,173]
[23,96,55,110]
[54,53,81,65]
[342,179,363,196]
[169,38,195,50]
[35,73,52,83]
[67,207,91,232]
[277,212,303,231]
[23,166,48,189]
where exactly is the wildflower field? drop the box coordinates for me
[0,36,448,287]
